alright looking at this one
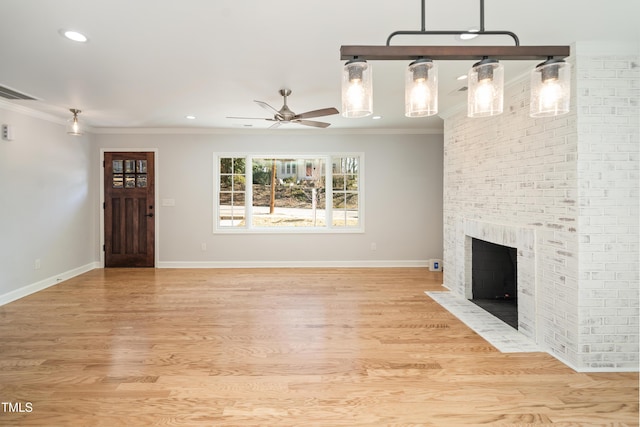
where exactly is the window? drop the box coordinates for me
[215,154,362,232]
[332,156,359,227]
[218,157,246,227]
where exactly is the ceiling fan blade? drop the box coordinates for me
[227,116,272,120]
[254,100,280,115]
[294,107,339,120]
[294,119,331,128]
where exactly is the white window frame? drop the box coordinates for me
[214,153,364,234]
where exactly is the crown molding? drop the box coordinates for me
[90,126,444,136]
[574,40,639,56]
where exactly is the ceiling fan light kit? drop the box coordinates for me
[340,0,571,119]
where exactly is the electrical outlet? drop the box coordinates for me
[370,242,377,251]
[201,243,207,251]
[2,124,13,141]
[34,259,41,270]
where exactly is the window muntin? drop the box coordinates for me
[218,157,246,227]
[216,154,362,232]
[331,156,360,228]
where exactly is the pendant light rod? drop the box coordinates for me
[342,0,569,61]
[340,0,572,119]
[385,0,520,46]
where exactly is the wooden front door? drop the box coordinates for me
[104,152,155,267]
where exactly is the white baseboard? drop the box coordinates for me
[0,262,100,306]
[157,260,430,269]
[546,348,640,373]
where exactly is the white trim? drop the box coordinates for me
[99,148,160,267]
[91,127,443,136]
[574,40,639,56]
[214,153,365,234]
[0,99,66,126]
[0,99,97,132]
[546,350,639,374]
[0,262,99,306]
[158,260,429,269]
[426,290,540,354]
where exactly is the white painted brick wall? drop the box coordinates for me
[443,42,639,371]
[576,49,639,370]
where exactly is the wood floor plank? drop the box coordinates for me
[0,267,637,426]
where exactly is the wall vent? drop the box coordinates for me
[0,84,37,100]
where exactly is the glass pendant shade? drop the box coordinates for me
[405,59,438,117]
[67,109,83,136]
[341,59,373,118]
[529,59,571,117]
[467,58,504,118]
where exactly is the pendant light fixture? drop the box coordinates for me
[530,58,571,117]
[342,58,373,118]
[467,58,503,118]
[405,58,438,117]
[67,108,83,136]
[339,0,571,120]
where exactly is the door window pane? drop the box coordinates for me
[136,160,147,173]
[113,174,124,188]
[136,174,147,188]
[125,174,136,188]
[125,160,136,173]
[113,160,123,173]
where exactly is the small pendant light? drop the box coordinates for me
[467,58,504,118]
[341,58,373,118]
[405,58,438,117]
[67,108,83,136]
[530,58,571,117]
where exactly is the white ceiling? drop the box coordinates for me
[1,0,638,132]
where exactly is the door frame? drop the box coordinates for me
[99,148,159,268]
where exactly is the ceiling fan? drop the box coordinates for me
[227,89,339,128]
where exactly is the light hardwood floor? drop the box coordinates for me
[0,268,637,426]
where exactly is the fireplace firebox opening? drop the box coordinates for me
[470,238,518,329]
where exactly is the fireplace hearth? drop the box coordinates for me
[470,238,518,329]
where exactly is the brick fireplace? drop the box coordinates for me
[461,220,537,341]
[441,42,638,371]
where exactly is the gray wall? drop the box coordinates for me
[93,131,444,267]
[1,103,444,302]
[0,105,98,301]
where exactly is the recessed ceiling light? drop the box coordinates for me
[60,29,88,43]
[185,115,196,120]
[372,115,382,120]
[458,29,479,41]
